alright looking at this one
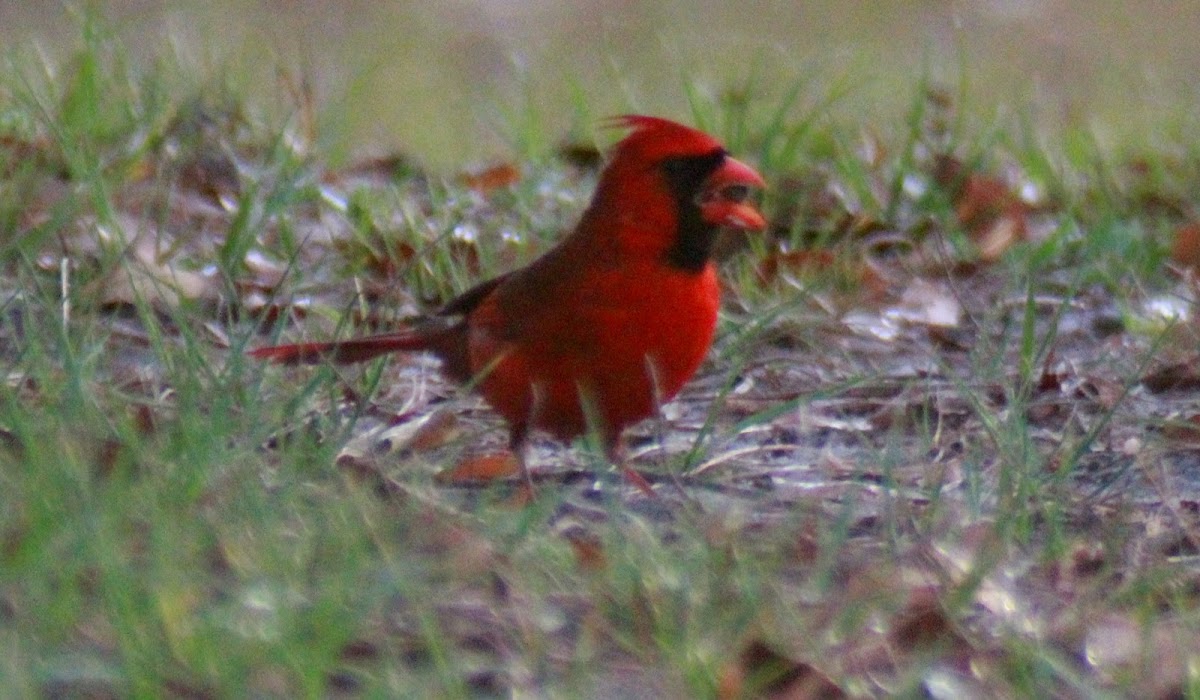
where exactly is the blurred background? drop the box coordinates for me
[2,0,1198,168]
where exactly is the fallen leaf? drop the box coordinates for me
[889,586,967,653]
[333,233,418,279]
[404,411,462,453]
[339,639,380,661]
[448,239,482,277]
[92,230,219,311]
[241,292,309,325]
[434,452,519,484]
[242,249,289,289]
[177,151,240,209]
[885,278,962,328]
[338,410,462,464]
[1171,222,1200,273]
[1160,414,1200,444]
[557,142,603,170]
[459,162,520,193]
[334,153,421,183]
[933,155,1030,261]
[0,134,62,177]
[974,212,1026,262]
[556,523,607,571]
[1142,362,1200,392]
[717,639,845,700]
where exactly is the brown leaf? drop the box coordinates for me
[339,639,380,661]
[161,676,216,700]
[1171,222,1200,273]
[934,155,1030,261]
[333,152,421,183]
[241,292,309,326]
[459,162,520,193]
[448,239,482,277]
[887,278,962,328]
[1066,542,1107,581]
[717,639,845,700]
[1077,375,1126,410]
[557,142,603,170]
[332,234,418,280]
[1160,414,1200,444]
[973,211,1026,262]
[791,519,822,567]
[757,248,893,305]
[889,586,967,653]
[557,524,607,571]
[1142,362,1200,393]
[177,152,240,209]
[954,171,1018,228]
[434,452,519,484]
[93,232,219,311]
[404,411,462,453]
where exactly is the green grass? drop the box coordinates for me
[5,13,1200,699]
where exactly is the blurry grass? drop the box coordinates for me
[4,11,1200,699]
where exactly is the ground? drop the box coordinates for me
[5,18,1200,699]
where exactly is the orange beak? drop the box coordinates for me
[699,156,768,231]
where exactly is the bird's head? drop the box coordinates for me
[589,115,767,271]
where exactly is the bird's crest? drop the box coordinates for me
[605,115,726,163]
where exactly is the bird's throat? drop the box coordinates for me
[659,150,727,272]
[664,220,720,272]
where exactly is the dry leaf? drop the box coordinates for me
[1171,222,1200,273]
[404,411,462,453]
[337,410,463,464]
[973,212,1026,262]
[885,278,961,328]
[178,151,240,208]
[889,586,965,652]
[557,141,603,170]
[334,153,420,183]
[557,523,607,571]
[717,639,845,700]
[1142,362,1200,393]
[0,133,60,177]
[459,162,521,193]
[92,232,218,311]
[1160,413,1200,444]
[934,155,1030,261]
[434,451,519,484]
[242,249,289,290]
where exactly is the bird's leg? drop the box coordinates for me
[643,355,691,501]
[573,380,654,497]
[605,436,657,499]
[512,381,549,494]
[509,425,536,495]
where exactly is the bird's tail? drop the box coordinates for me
[248,326,451,366]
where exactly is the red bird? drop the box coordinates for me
[250,116,767,487]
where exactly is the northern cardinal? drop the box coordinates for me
[250,115,767,488]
